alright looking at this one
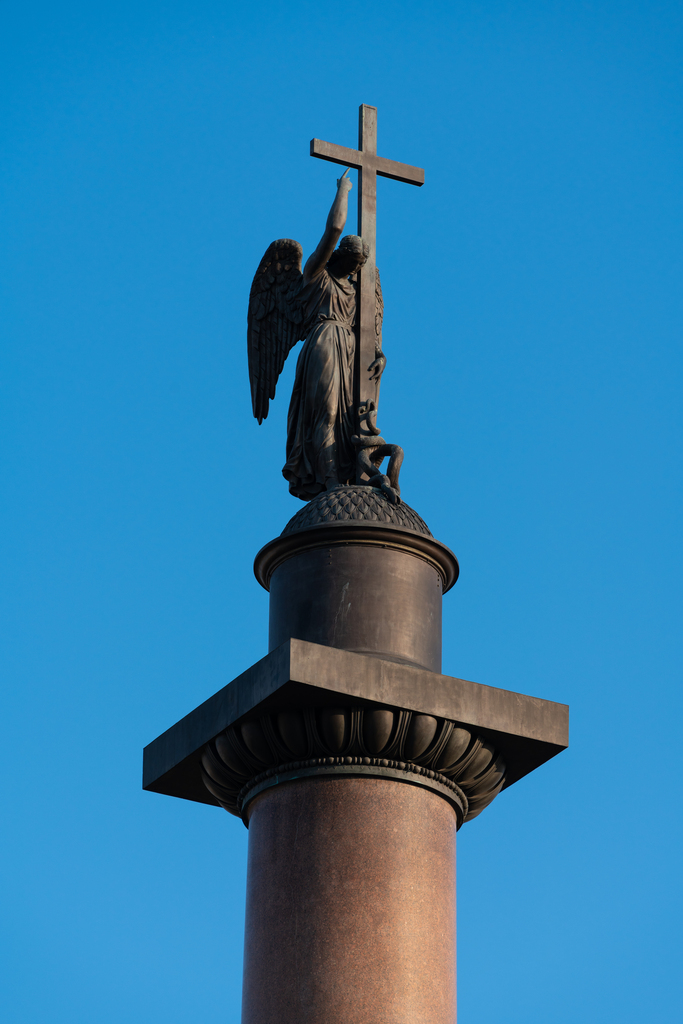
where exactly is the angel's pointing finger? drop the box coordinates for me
[337,167,353,190]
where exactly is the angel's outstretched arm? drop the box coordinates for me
[303,171,352,282]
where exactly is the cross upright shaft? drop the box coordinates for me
[310,104,424,449]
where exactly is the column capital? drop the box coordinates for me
[142,640,568,816]
[201,701,505,828]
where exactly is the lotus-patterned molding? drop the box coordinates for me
[201,703,506,826]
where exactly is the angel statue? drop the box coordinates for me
[248,170,399,502]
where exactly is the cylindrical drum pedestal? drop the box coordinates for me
[268,543,444,672]
[254,497,459,674]
[241,775,458,1024]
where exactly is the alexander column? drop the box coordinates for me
[143,105,568,1024]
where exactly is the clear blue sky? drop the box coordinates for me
[2,2,681,1021]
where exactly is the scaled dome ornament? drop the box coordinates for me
[281,485,432,537]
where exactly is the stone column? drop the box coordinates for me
[200,490,504,1024]
[241,774,458,1024]
[202,698,503,1024]
[143,490,568,1024]
[150,489,567,1024]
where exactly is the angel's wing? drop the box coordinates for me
[248,239,305,424]
[375,266,384,345]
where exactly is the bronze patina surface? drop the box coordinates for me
[247,105,423,503]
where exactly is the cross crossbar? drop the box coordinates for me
[310,139,425,187]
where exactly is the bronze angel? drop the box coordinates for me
[247,171,386,501]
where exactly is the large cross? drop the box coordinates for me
[311,104,424,449]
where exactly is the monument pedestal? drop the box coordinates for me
[143,488,568,1023]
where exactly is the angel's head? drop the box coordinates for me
[328,235,369,278]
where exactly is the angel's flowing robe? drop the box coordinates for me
[283,268,357,501]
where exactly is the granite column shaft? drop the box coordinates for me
[242,774,458,1024]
